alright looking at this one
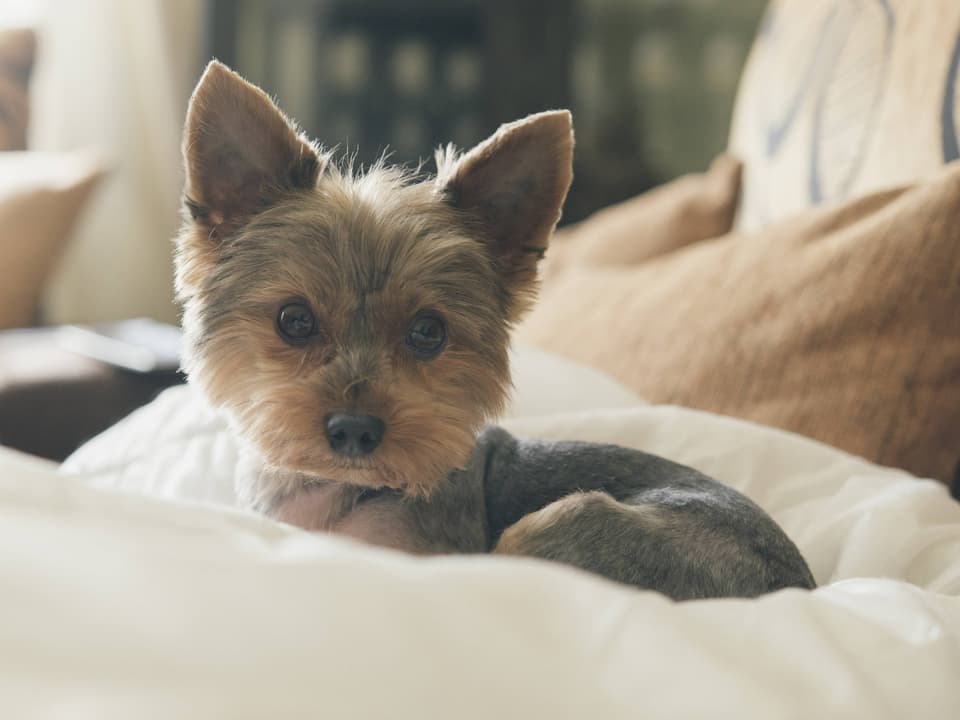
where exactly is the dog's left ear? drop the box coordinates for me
[437,111,573,305]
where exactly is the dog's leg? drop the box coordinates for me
[492,489,812,600]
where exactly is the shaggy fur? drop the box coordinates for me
[175,61,815,598]
[177,62,571,505]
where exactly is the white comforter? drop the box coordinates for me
[2,346,959,718]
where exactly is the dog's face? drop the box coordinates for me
[176,62,573,498]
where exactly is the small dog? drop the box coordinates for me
[175,61,815,599]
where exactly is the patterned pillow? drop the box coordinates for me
[729,0,960,230]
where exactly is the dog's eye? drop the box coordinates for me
[405,313,447,359]
[276,302,317,345]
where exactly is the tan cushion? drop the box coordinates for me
[545,154,742,281]
[0,28,35,151]
[729,0,960,231]
[0,153,103,328]
[518,161,960,484]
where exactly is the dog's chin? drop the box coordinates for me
[323,462,408,491]
[266,452,442,498]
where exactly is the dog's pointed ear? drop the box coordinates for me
[437,111,573,301]
[182,61,323,235]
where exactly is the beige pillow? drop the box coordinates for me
[544,153,742,281]
[518,161,960,484]
[0,153,102,328]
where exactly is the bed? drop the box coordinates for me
[1,345,958,718]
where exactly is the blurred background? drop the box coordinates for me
[5,0,958,487]
[1,0,765,328]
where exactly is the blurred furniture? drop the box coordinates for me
[0,328,184,461]
[209,0,575,165]
[208,0,766,222]
[0,152,103,329]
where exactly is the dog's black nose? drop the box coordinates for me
[324,413,385,457]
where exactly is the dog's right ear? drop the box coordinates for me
[182,61,323,236]
[435,111,573,318]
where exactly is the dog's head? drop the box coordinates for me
[176,61,573,498]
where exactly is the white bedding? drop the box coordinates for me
[2,345,959,717]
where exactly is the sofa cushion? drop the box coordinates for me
[0,152,102,328]
[518,161,960,484]
[544,153,741,281]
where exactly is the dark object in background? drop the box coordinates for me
[205,0,765,224]
[209,0,575,167]
[0,327,185,462]
[206,0,603,218]
[0,27,36,151]
[57,319,183,373]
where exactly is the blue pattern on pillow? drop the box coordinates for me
[942,31,960,162]
[763,6,841,159]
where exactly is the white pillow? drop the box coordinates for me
[507,343,645,416]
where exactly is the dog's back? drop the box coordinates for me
[476,427,816,599]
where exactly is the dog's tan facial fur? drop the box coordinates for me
[176,61,573,500]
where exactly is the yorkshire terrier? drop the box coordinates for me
[175,61,814,600]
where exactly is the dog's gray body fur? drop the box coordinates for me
[269,426,816,600]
